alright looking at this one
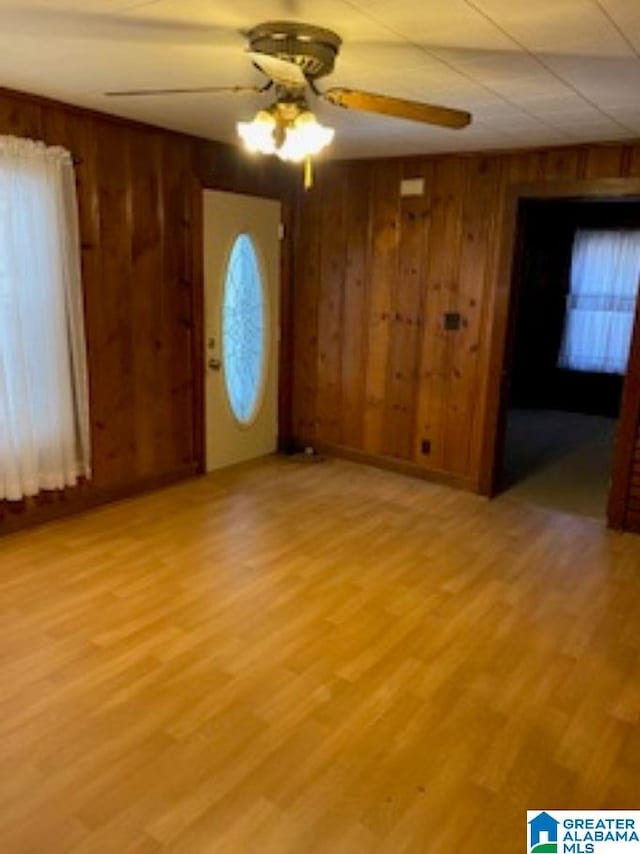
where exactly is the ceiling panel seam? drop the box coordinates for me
[337,0,577,138]
[592,0,640,58]
[461,0,638,133]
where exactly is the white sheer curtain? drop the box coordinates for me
[0,136,90,501]
[558,229,640,374]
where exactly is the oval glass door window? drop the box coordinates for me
[222,233,266,424]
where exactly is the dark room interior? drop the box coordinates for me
[501,198,640,517]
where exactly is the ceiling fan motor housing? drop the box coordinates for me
[247,21,342,80]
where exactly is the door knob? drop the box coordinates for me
[208,357,221,371]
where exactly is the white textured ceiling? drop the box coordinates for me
[1,0,640,158]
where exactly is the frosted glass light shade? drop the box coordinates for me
[237,108,334,162]
[237,110,277,155]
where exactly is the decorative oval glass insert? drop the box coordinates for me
[222,233,266,424]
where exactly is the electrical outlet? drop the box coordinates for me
[444,312,461,330]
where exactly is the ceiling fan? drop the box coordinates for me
[106,21,472,187]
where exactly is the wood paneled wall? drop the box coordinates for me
[0,87,291,532]
[5,81,640,534]
[292,142,640,507]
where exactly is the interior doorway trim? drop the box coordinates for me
[608,292,640,528]
[479,177,640,529]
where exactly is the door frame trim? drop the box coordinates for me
[479,177,640,529]
[191,177,206,474]
[192,180,295,473]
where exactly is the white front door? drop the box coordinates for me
[203,190,281,471]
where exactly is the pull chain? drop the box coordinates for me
[304,156,313,190]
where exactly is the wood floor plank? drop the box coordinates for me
[1,456,640,852]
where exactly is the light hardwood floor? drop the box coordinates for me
[1,456,640,853]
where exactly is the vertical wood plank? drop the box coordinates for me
[163,138,196,469]
[292,183,322,441]
[315,165,347,444]
[0,94,42,139]
[506,151,544,185]
[95,121,135,488]
[130,129,163,479]
[582,145,626,179]
[414,157,466,472]
[384,159,433,460]
[362,161,401,456]
[542,148,582,181]
[627,145,640,177]
[278,195,296,452]
[340,162,372,449]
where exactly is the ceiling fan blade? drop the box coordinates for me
[323,88,471,129]
[105,85,264,98]
[246,51,307,88]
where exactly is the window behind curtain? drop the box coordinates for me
[558,229,640,375]
[0,136,90,502]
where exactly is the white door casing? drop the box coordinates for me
[203,190,281,471]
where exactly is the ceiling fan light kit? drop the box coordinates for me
[237,101,334,189]
[105,20,472,189]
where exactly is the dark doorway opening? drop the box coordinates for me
[497,198,640,519]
